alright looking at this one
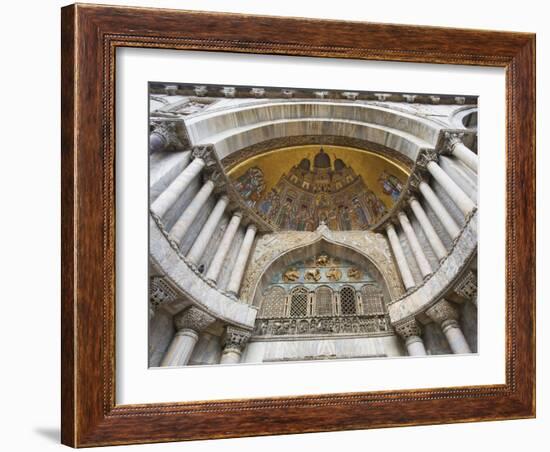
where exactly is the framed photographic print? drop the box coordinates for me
[61,3,536,447]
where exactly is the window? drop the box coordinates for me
[289,286,309,317]
[260,286,286,318]
[315,286,333,316]
[361,285,385,315]
[340,286,357,315]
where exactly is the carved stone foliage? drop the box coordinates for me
[254,315,390,337]
[149,276,178,310]
[394,318,421,339]
[222,326,252,352]
[174,306,216,333]
[425,299,459,324]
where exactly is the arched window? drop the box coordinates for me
[260,286,286,318]
[340,286,357,315]
[315,286,333,316]
[289,286,309,317]
[361,285,385,315]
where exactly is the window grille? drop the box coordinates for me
[315,286,333,316]
[260,286,286,318]
[289,286,309,317]
[361,285,385,315]
[340,286,357,315]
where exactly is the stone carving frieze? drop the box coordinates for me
[254,315,390,337]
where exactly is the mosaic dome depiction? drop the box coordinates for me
[228,145,409,231]
[148,83,479,366]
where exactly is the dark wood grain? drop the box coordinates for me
[61,3,536,447]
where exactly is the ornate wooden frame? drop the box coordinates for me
[61,3,536,447]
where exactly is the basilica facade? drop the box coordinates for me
[148,84,478,366]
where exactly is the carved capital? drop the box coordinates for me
[442,131,465,155]
[426,299,459,324]
[394,318,422,339]
[415,149,439,169]
[174,306,216,333]
[454,269,478,301]
[149,276,178,310]
[191,144,217,166]
[149,120,189,151]
[222,326,252,353]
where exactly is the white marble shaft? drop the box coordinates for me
[187,195,229,265]
[409,197,447,261]
[227,224,258,296]
[151,157,205,219]
[441,320,472,354]
[426,161,476,216]
[170,180,215,244]
[398,211,432,278]
[385,223,415,290]
[418,181,461,239]
[220,349,242,364]
[449,136,478,172]
[160,307,216,367]
[160,329,199,366]
[426,299,471,354]
[405,336,427,356]
[205,212,243,284]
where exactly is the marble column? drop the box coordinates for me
[219,326,252,364]
[160,307,215,366]
[205,212,243,284]
[409,196,447,261]
[395,318,427,356]
[151,157,205,219]
[447,135,478,172]
[385,223,415,290]
[169,179,215,244]
[398,211,432,278]
[426,161,476,216]
[227,224,258,297]
[419,181,460,239]
[426,299,472,354]
[187,195,229,265]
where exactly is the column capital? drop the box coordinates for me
[426,299,459,325]
[222,326,252,353]
[415,148,439,169]
[149,276,178,311]
[394,318,422,339]
[174,306,216,333]
[191,143,217,165]
[149,119,190,152]
[454,269,478,301]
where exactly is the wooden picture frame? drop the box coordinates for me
[61,3,535,447]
